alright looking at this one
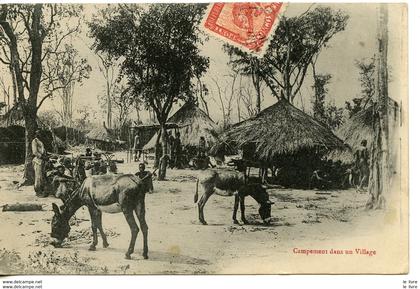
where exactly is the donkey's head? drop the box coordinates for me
[255,185,274,225]
[55,179,78,202]
[50,203,71,245]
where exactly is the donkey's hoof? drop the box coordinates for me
[103,242,109,248]
[88,245,96,251]
[143,254,149,260]
[233,220,240,225]
[242,220,249,225]
[125,254,131,260]
[200,220,208,225]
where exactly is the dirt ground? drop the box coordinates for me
[0,154,388,274]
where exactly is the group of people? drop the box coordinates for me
[132,129,209,169]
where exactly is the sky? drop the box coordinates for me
[1,3,406,126]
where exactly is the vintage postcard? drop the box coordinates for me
[0,3,408,275]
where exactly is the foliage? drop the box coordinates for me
[90,3,209,179]
[224,6,348,104]
[312,73,344,130]
[89,3,209,124]
[0,4,90,183]
[345,57,375,117]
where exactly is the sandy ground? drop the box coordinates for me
[0,154,390,274]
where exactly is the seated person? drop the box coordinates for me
[135,163,154,193]
[85,148,93,157]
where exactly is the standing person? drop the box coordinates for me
[135,162,154,193]
[354,139,369,190]
[198,136,207,158]
[168,131,175,168]
[32,129,47,197]
[133,131,141,162]
[173,131,182,168]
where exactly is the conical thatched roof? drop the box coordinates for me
[221,98,345,161]
[87,125,116,143]
[330,98,400,163]
[143,102,217,150]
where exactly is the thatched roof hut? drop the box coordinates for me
[330,98,400,163]
[143,102,217,150]
[86,125,116,143]
[220,98,345,162]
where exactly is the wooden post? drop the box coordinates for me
[366,4,389,209]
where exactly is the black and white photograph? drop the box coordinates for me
[0,2,409,277]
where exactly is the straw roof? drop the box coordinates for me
[221,98,345,161]
[86,125,116,143]
[330,98,400,163]
[143,102,217,150]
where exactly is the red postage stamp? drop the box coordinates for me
[202,2,285,55]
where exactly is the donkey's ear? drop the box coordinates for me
[52,203,61,215]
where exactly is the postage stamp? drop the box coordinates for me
[202,2,285,55]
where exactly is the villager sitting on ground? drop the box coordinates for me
[32,129,48,198]
[354,139,369,191]
[309,169,330,190]
[85,147,93,157]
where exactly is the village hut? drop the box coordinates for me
[143,102,217,151]
[221,98,345,162]
[86,124,117,151]
[53,126,86,145]
[218,98,346,187]
[330,98,400,164]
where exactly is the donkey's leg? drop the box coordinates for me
[88,207,99,251]
[134,197,148,259]
[95,210,109,248]
[239,196,249,225]
[232,194,240,224]
[122,208,139,260]
[197,188,214,225]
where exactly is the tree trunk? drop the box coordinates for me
[366,4,389,210]
[22,109,37,184]
[158,124,168,180]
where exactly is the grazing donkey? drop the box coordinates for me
[51,173,151,260]
[194,170,274,225]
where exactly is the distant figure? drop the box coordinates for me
[133,131,141,162]
[32,129,47,197]
[354,139,369,190]
[85,148,92,157]
[74,157,87,184]
[198,136,207,158]
[173,131,182,168]
[135,163,154,193]
[168,131,175,168]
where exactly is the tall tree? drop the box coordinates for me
[224,46,263,113]
[366,4,389,209]
[345,57,375,117]
[311,73,344,131]
[227,7,348,104]
[0,4,87,184]
[90,4,209,179]
[96,52,117,129]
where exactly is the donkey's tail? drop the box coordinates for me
[194,178,199,203]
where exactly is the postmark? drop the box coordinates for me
[202,2,285,55]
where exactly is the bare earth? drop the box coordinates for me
[0,156,386,275]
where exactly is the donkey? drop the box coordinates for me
[194,170,274,225]
[51,173,150,260]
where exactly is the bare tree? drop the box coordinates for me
[211,72,238,128]
[0,4,88,183]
